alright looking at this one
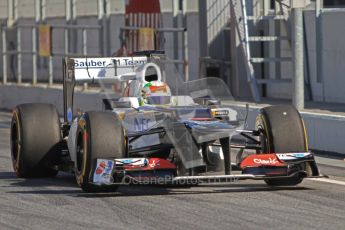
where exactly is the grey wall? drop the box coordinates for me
[231,6,345,104]
[186,11,200,80]
[304,9,323,102]
[303,8,345,104]
[316,9,345,103]
[267,7,345,104]
[0,0,8,18]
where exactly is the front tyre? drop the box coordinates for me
[75,111,125,192]
[255,105,308,186]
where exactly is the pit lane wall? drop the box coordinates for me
[1,84,345,155]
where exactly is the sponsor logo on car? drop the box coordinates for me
[149,159,160,168]
[149,85,168,93]
[104,161,113,174]
[74,58,147,68]
[134,118,151,131]
[212,109,229,116]
[115,158,148,167]
[74,60,106,68]
[93,159,115,184]
[95,161,107,175]
[276,152,311,160]
[253,158,278,165]
[240,154,285,168]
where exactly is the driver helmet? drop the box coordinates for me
[140,81,172,106]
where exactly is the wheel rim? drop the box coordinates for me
[255,115,270,153]
[10,117,21,173]
[258,126,268,153]
[76,131,84,173]
[11,122,18,160]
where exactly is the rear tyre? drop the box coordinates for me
[11,103,61,178]
[255,105,308,186]
[75,111,125,192]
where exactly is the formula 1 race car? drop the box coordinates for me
[10,52,321,192]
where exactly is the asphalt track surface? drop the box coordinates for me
[0,111,345,230]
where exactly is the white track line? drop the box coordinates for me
[307,178,345,186]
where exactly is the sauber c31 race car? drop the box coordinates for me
[10,52,321,192]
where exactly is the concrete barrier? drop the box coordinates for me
[1,84,345,155]
[0,84,115,114]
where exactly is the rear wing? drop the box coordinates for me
[70,56,148,82]
[62,54,165,124]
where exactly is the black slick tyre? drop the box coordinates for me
[75,111,125,192]
[11,103,61,177]
[255,105,308,186]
